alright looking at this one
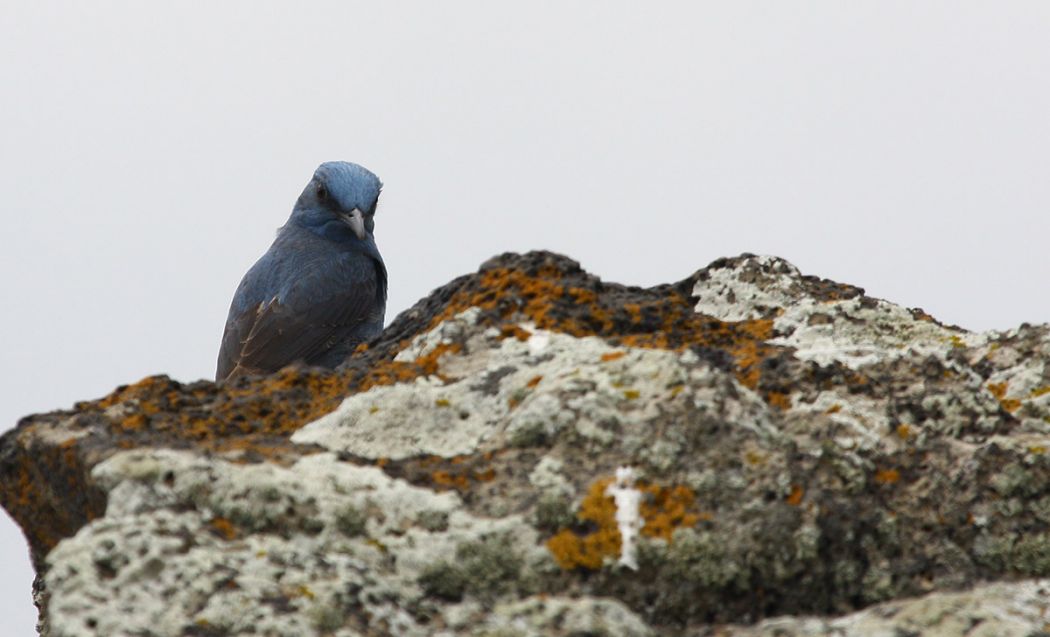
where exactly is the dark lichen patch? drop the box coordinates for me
[206,489,325,540]
[532,493,576,534]
[415,510,450,533]
[509,417,550,448]
[180,620,230,637]
[1011,533,1050,576]
[417,562,469,602]
[334,505,368,538]
[468,365,517,397]
[418,535,526,606]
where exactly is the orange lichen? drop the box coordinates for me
[987,381,1022,413]
[717,319,776,390]
[825,404,842,414]
[500,324,533,341]
[896,424,914,440]
[426,264,783,400]
[97,375,171,412]
[767,392,791,410]
[601,351,626,362]
[546,476,701,570]
[1032,386,1050,398]
[526,375,543,388]
[786,485,804,506]
[874,469,901,485]
[121,413,149,432]
[431,470,471,491]
[1001,398,1022,413]
[744,451,766,466]
[413,342,462,377]
[546,478,620,570]
[209,517,238,540]
[425,456,498,493]
[431,268,573,334]
[85,336,471,462]
[639,483,700,541]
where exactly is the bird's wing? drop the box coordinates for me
[216,253,385,381]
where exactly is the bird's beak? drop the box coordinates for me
[339,208,367,240]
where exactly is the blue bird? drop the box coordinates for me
[216,161,387,381]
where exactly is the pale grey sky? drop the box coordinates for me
[2,2,1049,632]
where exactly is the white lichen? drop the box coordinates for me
[769,296,964,370]
[692,255,803,321]
[294,324,772,462]
[44,449,537,637]
[393,307,481,362]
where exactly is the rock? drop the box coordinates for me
[2,251,1049,636]
[719,579,1050,637]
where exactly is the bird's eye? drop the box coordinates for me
[316,184,328,201]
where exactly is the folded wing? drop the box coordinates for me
[216,255,385,381]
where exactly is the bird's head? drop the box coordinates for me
[290,161,383,242]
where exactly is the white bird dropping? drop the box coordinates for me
[606,466,643,570]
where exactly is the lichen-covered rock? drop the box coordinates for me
[2,251,1049,636]
[45,449,541,636]
[719,579,1050,637]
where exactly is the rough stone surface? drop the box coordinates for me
[2,251,1050,636]
[715,579,1050,637]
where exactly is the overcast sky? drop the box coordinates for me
[2,2,1049,632]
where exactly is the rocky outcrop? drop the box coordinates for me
[3,251,1049,636]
